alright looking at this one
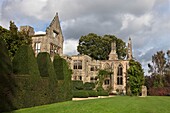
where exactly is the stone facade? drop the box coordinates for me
[20,13,133,94]
[71,39,133,93]
[20,13,63,58]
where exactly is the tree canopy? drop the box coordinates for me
[0,21,32,59]
[146,50,170,88]
[77,33,127,60]
[127,60,144,96]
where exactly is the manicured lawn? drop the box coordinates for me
[12,96,170,113]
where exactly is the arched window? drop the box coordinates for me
[117,64,123,85]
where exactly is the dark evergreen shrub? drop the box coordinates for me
[37,52,57,78]
[96,86,104,92]
[53,55,64,80]
[84,82,95,90]
[12,45,40,79]
[87,90,98,97]
[0,39,15,112]
[37,52,58,103]
[12,45,40,109]
[72,80,84,90]
[98,91,109,96]
[73,90,89,98]
[0,38,12,75]
[53,55,72,102]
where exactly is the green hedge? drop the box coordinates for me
[84,82,95,90]
[0,39,15,112]
[72,80,84,90]
[0,38,12,75]
[1,45,72,112]
[53,55,64,80]
[98,91,109,96]
[73,90,89,98]
[12,45,41,109]
[12,45,40,79]
[37,52,58,103]
[53,55,72,102]
[87,90,98,97]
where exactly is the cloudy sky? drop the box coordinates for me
[0,0,170,74]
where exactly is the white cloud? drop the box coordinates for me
[63,39,78,55]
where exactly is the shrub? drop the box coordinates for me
[73,90,89,98]
[84,82,95,90]
[53,55,72,102]
[37,52,57,79]
[12,45,40,79]
[148,87,170,96]
[96,86,104,92]
[72,80,84,90]
[53,55,64,80]
[0,38,13,75]
[37,52,58,103]
[87,90,98,97]
[0,39,14,112]
[12,45,41,109]
[98,91,109,96]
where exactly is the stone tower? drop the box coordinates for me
[109,41,118,60]
[20,26,35,36]
[127,37,132,60]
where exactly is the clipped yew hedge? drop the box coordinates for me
[0,39,14,112]
[72,80,84,90]
[37,52,58,103]
[53,55,72,102]
[0,38,13,75]
[37,52,56,78]
[98,91,109,96]
[73,90,89,98]
[87,90,98,97]
[12,45,40,79]
[1,44,73,112]
[84,82,95,90]
[12,45,41,109]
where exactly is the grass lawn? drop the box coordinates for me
[11,96,170,113]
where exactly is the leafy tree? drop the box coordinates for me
[148,51,166,87]
[0,21,32,59]
[77,33,127,60]
[127,60,144,96]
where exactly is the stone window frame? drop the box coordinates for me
[50,43,58,54]
[34,42,41,54]
[90,76,97,83]
[73,60,82,69]
[104,79,110,85]
[53,30,59,38]
[117,64,123,85]
[90,65,98,71]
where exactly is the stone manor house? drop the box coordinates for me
[20,13,133,94]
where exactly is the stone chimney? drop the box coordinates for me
[109,41,118,60]
[20,26,35,36]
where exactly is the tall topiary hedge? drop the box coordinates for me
[0,39,15,112]
[0,38,13,75]
[12,45,41,109]
[37,52,56,78]
[12,45,40,78]
[53,55,72,101]
[37,52,58,103]
[53,55,64,80]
